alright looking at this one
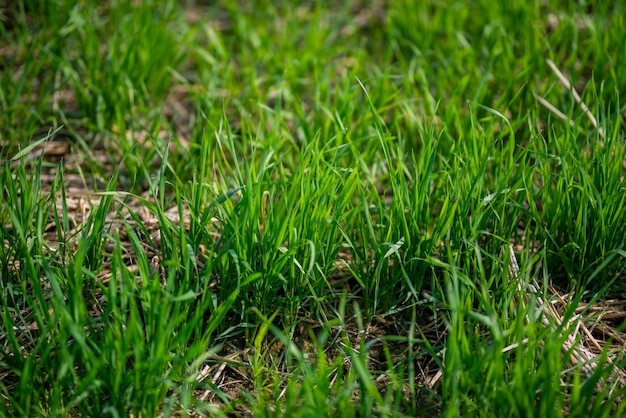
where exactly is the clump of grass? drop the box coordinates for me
[0,153,240,415]
[2,0,626,416]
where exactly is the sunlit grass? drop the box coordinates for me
[1,0,625,416]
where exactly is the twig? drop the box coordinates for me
[545,58,605,138]
[533,93,576,127]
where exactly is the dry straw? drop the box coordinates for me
[507,244,625,392]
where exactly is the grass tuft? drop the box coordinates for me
[2,0,625,415]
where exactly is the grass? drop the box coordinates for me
[1,0,626,416]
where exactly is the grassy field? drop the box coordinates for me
[1,0,626,416]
